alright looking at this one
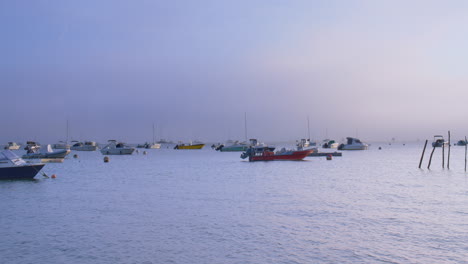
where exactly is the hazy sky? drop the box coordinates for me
[2,0,468,143]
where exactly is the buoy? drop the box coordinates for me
[143,151,147,155]
[326,154,332,160]
[51,174,57,179]
[104,156,110,163]
[136,149,139,154]
[379,147,382,150]
[73,154,78,158]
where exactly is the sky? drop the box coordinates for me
[1,0,468,143]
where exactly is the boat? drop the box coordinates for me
[337,137,368,150]
[4,142,20,150]
[100,140,135,155]
[22,142,71,159]
[70,141,98,151]
[296,139,316,150]
[145,124,161,149]
[0,150,45,180]
[52,141,70,150]
[214,140,249,152]
[249,138,275,152]
[322,139,339,149]
[432,135,448,147]
[174,141,205,149]
[456,139,468,146]
[240,147,314,162]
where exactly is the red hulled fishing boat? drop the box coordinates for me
[241,148,314,162]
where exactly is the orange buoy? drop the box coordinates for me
[51,174,57,178]
[326,154,332,160]
[104,156,110,163]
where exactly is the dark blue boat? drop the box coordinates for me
[0,150,45,180]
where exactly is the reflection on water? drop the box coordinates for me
[1,144,468,263]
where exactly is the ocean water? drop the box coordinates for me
[1,144,468,264]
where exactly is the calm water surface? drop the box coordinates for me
[1,144,468,264]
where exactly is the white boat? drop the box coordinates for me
[296,139,316,150]
[52,141,70,150]
[4,142,21,150]
[0,150,45,180]
[100,140,135,155]
[432,135,448,148]
[322,139,339,149]
[70,141,98,151]
[23,142,70,159]
[145,124,161,149]
[338,137,368,150]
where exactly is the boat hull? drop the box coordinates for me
[248,150,313,162]
[0,164,45,180]
[100,148,135,155]
[220,146,248,152]
[175,144,205,150]
[71,146,98,151]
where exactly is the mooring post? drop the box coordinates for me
[465,136,467,172]
[428,146,436,169]
[442,143,445,169]
[419,140,428,169]
[447,130,451,170]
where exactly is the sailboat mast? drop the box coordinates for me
[244,112,248,141]
[66,120,69,144]
[153,123,155,144]
[307,116,311,140]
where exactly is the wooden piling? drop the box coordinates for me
[427,146,436,169]
[419,140,428,169]
[447,131,451,170]
[465,136,467,172]
[442,143,445,169]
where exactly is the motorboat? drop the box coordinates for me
[52,141,70,150]
[432,135,448,148]
[70,141,98,151]
[456,139,468,146]
[22,143,71,159]
[100,140,135,155]
[214,140,249,152]
[296,139,316,150]
[241,147,313,162]
[4,142,21,150]
[338,137,368,150]
[137,142,161,149]
[249,138,275,152]
[0,150,45,180]
[322,139,339,149]
[174,141,205,149]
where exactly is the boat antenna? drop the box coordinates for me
[244,112,248,141]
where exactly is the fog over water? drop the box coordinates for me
[2,1,468,143]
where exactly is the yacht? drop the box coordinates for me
[100,140,135,155]
[70,141,98,151]
[0,150,45,180]
[4,142,21,150]
[338,137,368,150]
